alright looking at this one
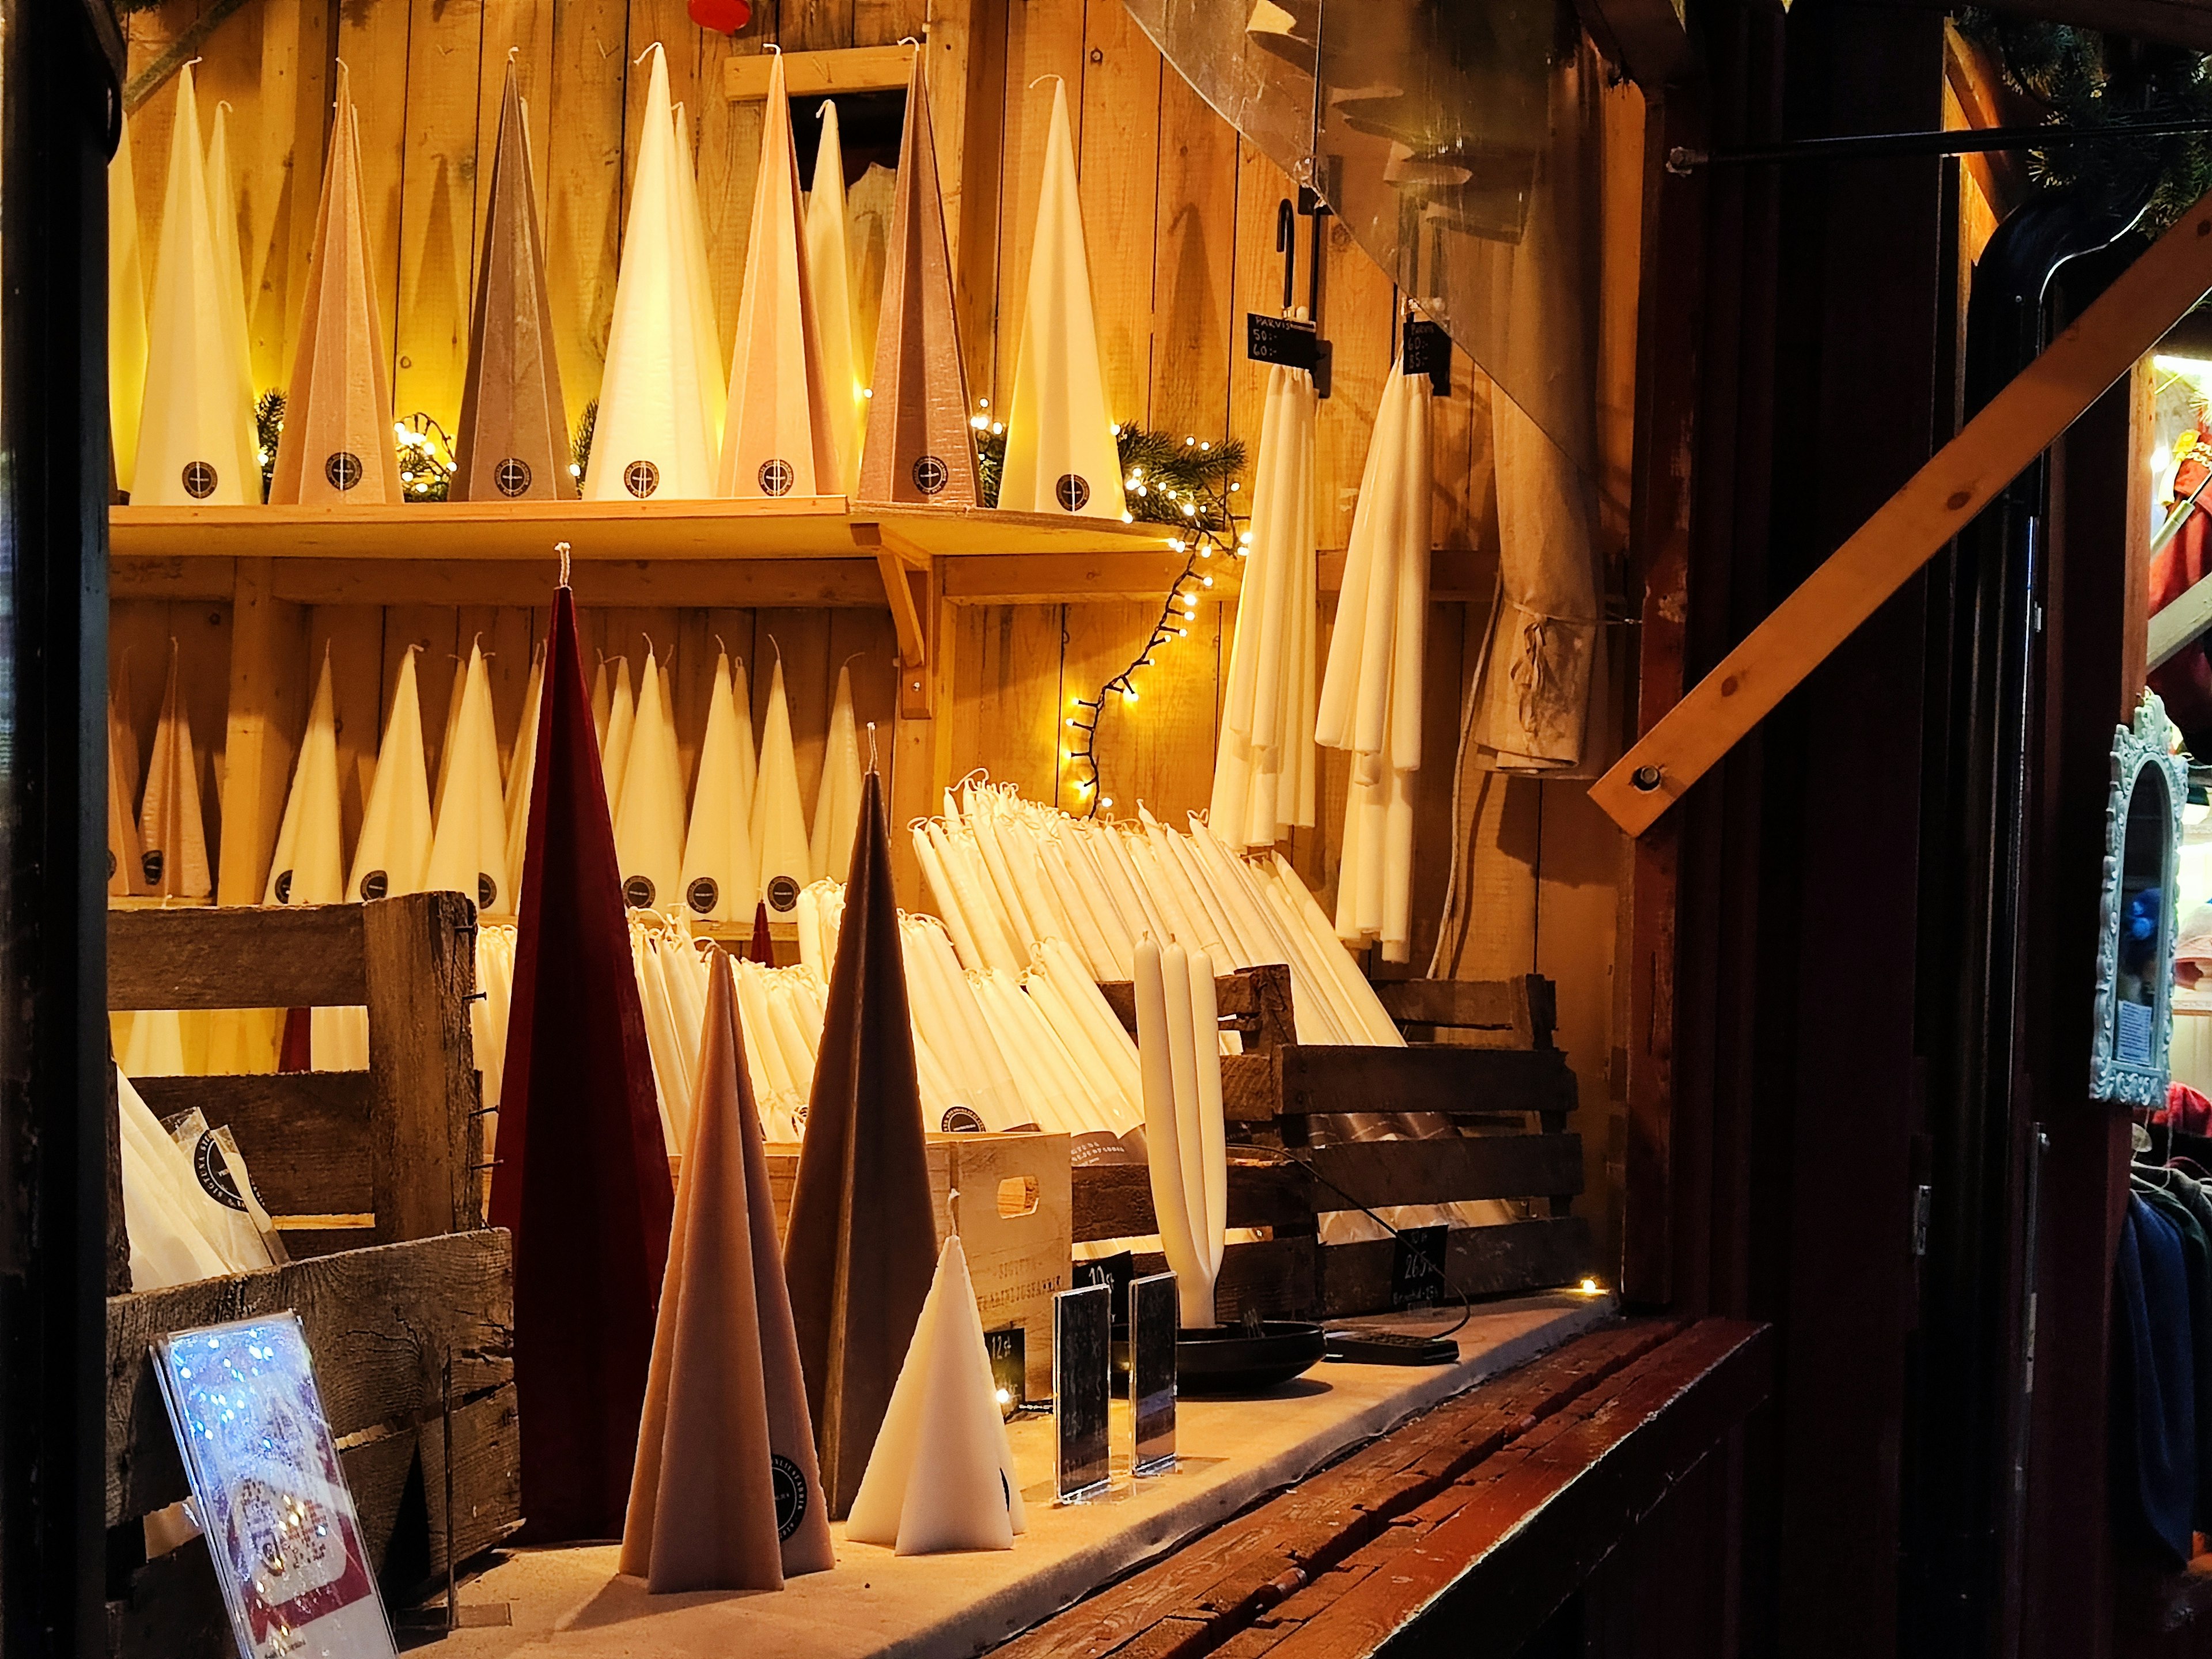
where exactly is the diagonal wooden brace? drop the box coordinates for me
[1591,184,2212,837]
[851,520,934,718]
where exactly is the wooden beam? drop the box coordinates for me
[108,903,368,1010]
[214,556,305,908]
[1590,181,2212,836]
[724,44,915,101]
[361,892,481,1243]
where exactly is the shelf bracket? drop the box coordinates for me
[853,521,934,719]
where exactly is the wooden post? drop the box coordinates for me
[214,556,306,906]
[889,556,955,906]
[361,891,480,1242]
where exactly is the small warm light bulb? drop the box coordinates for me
[1101,797,1115,809]
[1122,687,1139,702]
[1202,574,1215,587]
[1578,1277,1601,1296]
[995,1387,1012,1406]
[1122,512,1134,523]
[862,386,874,398]
[979,397,991,410]
[971,414,988,429]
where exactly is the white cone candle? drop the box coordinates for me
[585,44,717,500]
[671,101,729,460]
[615,645,687,912]
[111,107,150,495]
[265,650,346,907]
[140,643,212,899]
[683,649,761,922]
[348,647,433,902]
[426,640,512,912]
[844,1233,1025,1554]
[717,51,840,502]
[137,67,251,507]
[806,100,864,495]
[751,656,810,916]
[601,656,636,811]
[810,663,862,881]
[503,642,544,905]
[205,101,261,502]
[997,78,1126,522]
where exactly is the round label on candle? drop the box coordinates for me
[274,869,293,904]
[940,1105,985,1134]
[107,850,116,880]
[687,876,718,914]
[325,450,363,492]
[759,457,794,497]
[912,455,948,496]
[623,875,657,908]
[142,849,165,885]
[766,874,800,912]
[182,460,219,499]
[359,870,388,901]
[772,1455,808,1540]
[1055,473,1090,512]
[624,459,660,498]
[478,873,497,911]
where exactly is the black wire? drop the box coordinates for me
[1258,1146,1476,1341]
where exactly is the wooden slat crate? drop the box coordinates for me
[102,1231,520,1659]
[108,892,486,1252]
[1085,968,1593,1320]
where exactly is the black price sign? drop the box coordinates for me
[1390,1225,1450,1311]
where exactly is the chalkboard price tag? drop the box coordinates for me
[1402,319,1451,396]
[1390,1225,1450,1311]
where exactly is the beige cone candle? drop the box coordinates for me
[271,66,403,506]
[844,1232,1026,1554]
[503,642,544,903]
[347,647,433,902]
[137,67,252,507]
[806,100,864,494]
[452,59,573,503]
[751,655,810,915]
[858,47,978,507]
[265,650,346,907]
[601,656,636,810]
[585,44,717,501]
[205,101,260,501]
[997,77,1125,522]
[615,645,686,912]
[682,649,760,922]
[672,100,729,459]
[717,51,839,502]
[140,644,212,899]
[110,106,149,494]
[810,663,863,881]
[622,950,835,1590]
[426,641,512,912]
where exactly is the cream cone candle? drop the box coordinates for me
[426,641,512,912]
[997,78,1126,522]
[271,67,403,506]
[806,100,864,494]
[672,100,729,459]
[810,664,863,881]
[110,105,149,495]
[205,101,260,500]
[717,51,840,501]
[139,643,212,899]
[137,67,252,507]
[503,642,545,900]
[585,44,717,500]
[601,656,635,810]
[844,1233,1026,1554]
[751,656,811,915]
[615,645,686,911]
[347,647,433,902]
[682,650,759,921]
[265,650,347,907]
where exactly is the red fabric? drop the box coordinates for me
[2150,446,2212,737]
[2156,1082,2212,1139]
[488,584,675,1543]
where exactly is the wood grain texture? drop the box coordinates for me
[1317,1218,1594,1316]
[109,902,368,1009]
[1276,1045,1579,1122]
[361,889,482,1241]
[129,1071,376,1215]
[105,1229,513,1526]
[1071,1150,1312,1243]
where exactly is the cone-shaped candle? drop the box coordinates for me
[108,690,147,898]
[110,105,149,494]
[452,59,574,502]
[681,649,760,922]
[845,1232,1027,1554]
[622,950,834,1588]
[809,664,862,882]
[271,66,404,505]
[615,643,685,911]
[205,101,260,499]
[585,44,716,501]
[783,769,938,1517]
[140,643,212,899]
[997,78,1126,522]
[858,48,978,507]
[601,656,636,810]
[503,642,545,904]
[732,657,760,827]
[716,50,839,501]
[672,101,729,459]
[265,650,346,906]
[806,100,863,494]
[137,67,252,507]
[751,654,811,918]
[490,581,676,1543]
[347,647,433,903]
[427,641,513,912]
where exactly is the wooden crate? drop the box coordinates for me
[108,893,485,1253]
[103,1231,519,1659]
[764,1131,1072,1402]
[1086,968,1593,1320]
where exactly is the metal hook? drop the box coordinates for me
[1276,201,1296,313]
[555,540,571,586]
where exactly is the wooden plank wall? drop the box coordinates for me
[112,0,1645,1259]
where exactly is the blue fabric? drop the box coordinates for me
[2116,1195,2198,1564]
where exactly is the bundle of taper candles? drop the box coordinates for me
[114,39,1126,531]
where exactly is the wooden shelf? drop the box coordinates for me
[108,498,1210,609]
